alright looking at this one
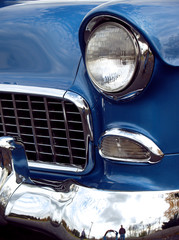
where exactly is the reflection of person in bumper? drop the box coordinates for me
[80,229,86,240]
[119,225,126,240]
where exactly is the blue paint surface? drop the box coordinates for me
[0,1,97,89]
[0,0,179,191]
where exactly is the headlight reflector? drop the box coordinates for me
[85,22,138,93]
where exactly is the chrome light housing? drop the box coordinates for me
[99,129,164,164]
[84,16,154,100]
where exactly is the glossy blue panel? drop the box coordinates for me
[81,0,179,66]
[101,154,179,191]
[30,153,179,191]
[72,58,179,155]
[70,58,101,109]
[11,141,30,180]
[0,0,178,192]
[78,0,179,155]
[0,0,20,8]
[69,50,179,191]
[63,51,179,191]
[0,1,97,89]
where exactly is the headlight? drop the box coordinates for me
[85,22,139,93]
[84,16,154,100]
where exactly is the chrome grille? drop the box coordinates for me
[0,93,86,168]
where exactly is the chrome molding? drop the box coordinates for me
[28,161,84,173]
[0,84,65,99]
[0,137,178,240]
[0,85,93,173]
[84,15,154,101]
[99,128,164,164]
[64,91,93,143]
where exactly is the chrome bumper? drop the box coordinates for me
[0,137,179,240]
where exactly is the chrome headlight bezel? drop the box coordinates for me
[84,16,154,101]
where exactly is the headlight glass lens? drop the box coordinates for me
[85,22,138,93]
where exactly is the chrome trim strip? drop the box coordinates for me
[64,91,93,142]
[84,15,154,101]
[64,91,93,171]
[99,128,164,164]
[0,84,65,98]
[0,137,178,240]
[0,85,93,173]
[28,161,83,173]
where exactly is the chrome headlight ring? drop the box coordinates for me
[84,15,154,101]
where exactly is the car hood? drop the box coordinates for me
[0,0,178,92]
[0,1,104,90]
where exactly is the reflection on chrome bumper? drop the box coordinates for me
[0,137,179,240]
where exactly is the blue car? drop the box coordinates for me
[0,0,179,239]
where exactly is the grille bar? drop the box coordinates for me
[0,99,7,135]
[27,95,40,160]
[62,101,73,164]
[0,93,87,169]
[44,97,56,162]
[12,95,21,138]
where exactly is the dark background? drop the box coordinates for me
[0,224,56,240]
